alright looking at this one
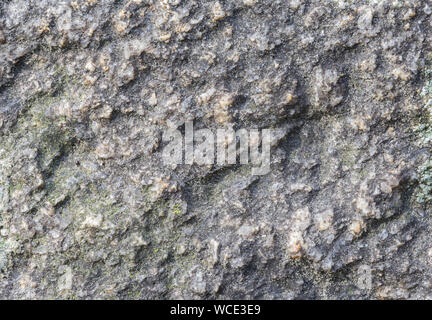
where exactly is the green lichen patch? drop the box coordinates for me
[416,160,432,204]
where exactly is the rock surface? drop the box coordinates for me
[1,0,432,299]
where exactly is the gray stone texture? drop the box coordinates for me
[0,0,432,299]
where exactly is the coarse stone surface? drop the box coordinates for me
[1,0,432,299]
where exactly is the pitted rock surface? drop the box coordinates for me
[1,0,432,299]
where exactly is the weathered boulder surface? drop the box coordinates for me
[1,0,432,299]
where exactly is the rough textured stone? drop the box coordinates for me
[0,0,432,299]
